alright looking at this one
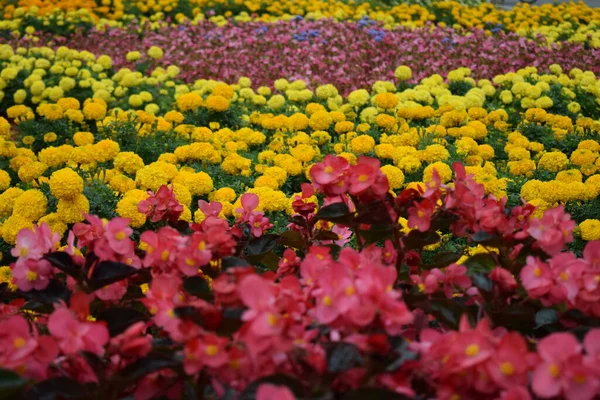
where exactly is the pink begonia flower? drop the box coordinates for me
[48,308,109,356]
[256,384,296,400]
[184,334,229,375]
[532,333,598,400]
[520,256,553,298]
[11,258,54,291]
[105,217,134,256]
[138,184,184,223]
[527,206,575,256]
[238,274,282,336]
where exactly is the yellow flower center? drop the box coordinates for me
[548,363,560,378]
[13,337,26,348]
[198,241,206,251]
[559,271,569,281]
[533,267,542,277]
[345,286,355,296]
[358,174,368,182]
[267,313,278,326]
[500,362,514,376]
[465,344,480,357]
[26,271,37,281]
[574,373,587,384]
[324,166,334,174]
[19,248,28,257]
[115,231,126,240]
[185,258,196,266]
[205,345,219,356]
[322,296,333,306]
[161,250,170,261]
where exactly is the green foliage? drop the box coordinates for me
[448,81,474,97]
[84,179,119,220]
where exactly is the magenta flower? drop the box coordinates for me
[48,308,109,356]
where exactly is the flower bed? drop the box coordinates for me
[2,1,600,399]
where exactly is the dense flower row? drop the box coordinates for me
[1,44,600,256]
[3,151,600,399]
[2,1,600,46]
[14,20,598,91]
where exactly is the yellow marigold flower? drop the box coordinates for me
[394,65,412,81]
[0,266,16,291]
[308,111,333,131]
[556,169,583,183]
[13,189,47,221]
[37,103,64,120]
[18,161,47,183]
[209,187,237,203]
[93,139,120,163]
[82,102,106,120]
[579,140,600,152]
[164,110,184,124]
[423,162,452,183]
[43,132,57,142]
[255,175,279,189]
[538,151,569,172]
[381,165,405,190]
[116,191,148,228]
[109,174,136,193]
[126,51,141,61]
[38,213,68,236]
[183,172,214,196]
[0,188,24,217]
[373,92,398,110]
[49,168,84,200]
[580,219,600,241]
[397,155,422,173]
[571,149,597,166]
[172,183,192,208]
[73,131,94,146]
[0,169,11,190]
[147,46,164,60]
[1,215,33,245]
[57,194,90,224]
[177,92,203,112]
[114,152,145,174]
[350,135,375,155]
[205,95,229,112]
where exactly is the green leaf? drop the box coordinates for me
[313,230,340,241]
[326,342,364,373]
[97,307,147,337]
[0,369,27,400]
[422,252,461,269]
[245,234,280,256]
[403,230,440,250]
[221,257,250,270]
[87,261,141,291]
[18,279,70,306]
[471,274,494,294]
[535,308,559,329]
[471,231,502,246]
[120,352,180,382]
[183,276,213,301]
[279,230,305,250]
[315,202,353,225]
[463,253,497,274]
[23,377,94,400]
[44,252,83,281]
[342,388,412,400]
